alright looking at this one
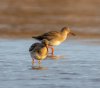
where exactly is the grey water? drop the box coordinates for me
[0,38,100,88]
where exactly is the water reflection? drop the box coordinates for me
[32,66,48,70]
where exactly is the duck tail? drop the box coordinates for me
[32,36,42,40]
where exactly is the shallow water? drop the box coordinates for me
[0,39,100,88]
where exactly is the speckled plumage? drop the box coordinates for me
[32,27,72,46]
[29,39,49,66]
[32,27,75,56]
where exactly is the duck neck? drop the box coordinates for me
[61,32,68,37]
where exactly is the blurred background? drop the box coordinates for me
[0,0,100,38]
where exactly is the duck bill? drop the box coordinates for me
[70,32,76,36]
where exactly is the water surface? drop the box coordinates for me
[0,39,100,88]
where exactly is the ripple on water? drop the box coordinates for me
[60,77,72,80]
[36,84,72,88]
[90,78,100,82]
[0,39,100,88]
[59,72,80,75]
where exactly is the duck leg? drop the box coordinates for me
[32,58,35,66]
[38,60,41,67]
[48,46,55,56]
[51,47,54,56]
